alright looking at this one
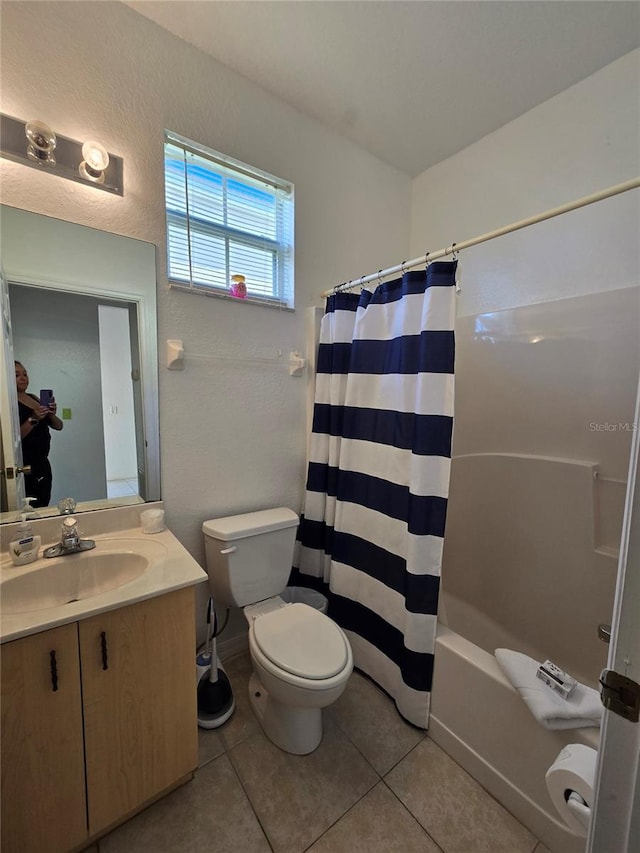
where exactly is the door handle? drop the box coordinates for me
[100,631,109,670]
[2,464,31,479]
[50,650,59,692]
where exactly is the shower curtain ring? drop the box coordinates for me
[451,243,459,260]
[401,260,408,274]
[377,269,384,284]
[424,251,430,267]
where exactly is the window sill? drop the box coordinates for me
[168,280,294,312]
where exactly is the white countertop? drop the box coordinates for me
[0,525,207,643]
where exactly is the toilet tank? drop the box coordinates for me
[202,508,299,607]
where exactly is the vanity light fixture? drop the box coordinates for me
[0,113,124,195]
[79,140,109,184]
[24,119,57,165]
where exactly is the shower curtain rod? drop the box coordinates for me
[321,177,640,298]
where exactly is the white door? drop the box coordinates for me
[128,301,147,500]
[0,266,25,512]
[98,304,138,495]
[588,375,640,853]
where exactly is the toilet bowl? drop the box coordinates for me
[245,599,353,754]
[202,507,353,754]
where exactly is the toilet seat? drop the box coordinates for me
[252,603,348,680]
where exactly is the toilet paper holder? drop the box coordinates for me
[545,743,597,837]
[566,791,591,832]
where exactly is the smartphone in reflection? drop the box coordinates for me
[39,389,53,408]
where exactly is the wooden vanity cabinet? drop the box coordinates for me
[1,622,87,853]
[81,588,198,834]
[1,587,198,852]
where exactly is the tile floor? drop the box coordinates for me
[96,652,552,853]
[106,478,140,499]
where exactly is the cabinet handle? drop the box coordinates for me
[50,650,59,692]
[100,631,109,670]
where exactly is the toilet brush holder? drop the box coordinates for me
[196,652,235,730]
[196,655,211,686]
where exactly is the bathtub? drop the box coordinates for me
[431,613,599,853]
[429,453,617,853]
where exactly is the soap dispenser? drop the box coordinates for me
[9,498,41,566]
[20,496,39,519]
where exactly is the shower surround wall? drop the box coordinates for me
[433,287,639,853]
[411,49,639,853]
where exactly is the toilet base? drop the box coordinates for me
[248,673,323,755]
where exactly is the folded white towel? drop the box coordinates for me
[495,648,602,730]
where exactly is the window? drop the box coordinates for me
[164,132,294,308]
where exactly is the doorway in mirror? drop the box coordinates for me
[0,205,160,521]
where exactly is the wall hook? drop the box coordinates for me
[167,339,185,370]
[288,351,306,377]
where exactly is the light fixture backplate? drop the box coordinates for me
[0,113,123,195]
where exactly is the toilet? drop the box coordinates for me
[202,508,353,754]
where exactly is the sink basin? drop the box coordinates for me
[1,545,157,614]
[0,521,206,645]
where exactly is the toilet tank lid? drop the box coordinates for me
[202,507,299,541]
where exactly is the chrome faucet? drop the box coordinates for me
[43,517,96,558]
[61,517,80,549]
[57,496,77,515]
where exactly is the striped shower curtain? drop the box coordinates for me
[291,262,456,727]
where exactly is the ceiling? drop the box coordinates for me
[125,1,640,177]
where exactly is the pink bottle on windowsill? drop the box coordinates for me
[230,274,247,298]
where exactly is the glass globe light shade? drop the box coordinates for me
[82,141,109,172]
[79,140,109,183]
[25,120,56,164]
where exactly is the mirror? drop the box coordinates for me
[0,205,160,520]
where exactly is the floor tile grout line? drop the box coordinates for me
[219,700,382,852]
[327,699,427,780]
[211,654,541,853]
[420,733,543,847]
[223,655,413,777]
[197,731,227,769]
[324,711,387,779]
[384,736,543,853]
[216,658,433,852]
[224,723,384,853]
[379,777,447,853]
[223,745,277,853]
[380,732,428,777]
[299,775,380,853]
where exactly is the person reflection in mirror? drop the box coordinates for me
[15,361,63,507]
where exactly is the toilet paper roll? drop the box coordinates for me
[545,743,597,836]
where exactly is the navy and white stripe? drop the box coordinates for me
[292,263,456,727]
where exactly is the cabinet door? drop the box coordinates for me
[1,623,87,853]
[80,588,198,834]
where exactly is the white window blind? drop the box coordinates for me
[164,133,295,308]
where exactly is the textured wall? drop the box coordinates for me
[0,1,411,639]
[410,47,639,516]
[410,49,640,317]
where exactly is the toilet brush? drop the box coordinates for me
[197,598,235,729]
